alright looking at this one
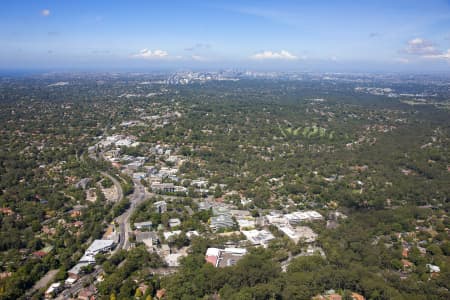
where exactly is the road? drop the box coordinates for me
[55,268,101,300]
[80,149,123,203]
[100,171,123,203]
[54,174,134,299]
[118,179,149,250]
[280,247,326,272]
[55,179,175,299]
[55,149,151,298]
[24,269,58,298]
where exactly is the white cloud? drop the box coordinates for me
[191,55,207,61]
[184,43,211,51]
[394,57,410,64]
[404,38,440,55]
[251,50,297,60]
[424,49,450,60]
[41,9,50,17]
[402,38,450,61]
[132,49,169,59]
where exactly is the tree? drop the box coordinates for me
[214,185,223,198]
[135,287,143,298]
[343,290,353,300]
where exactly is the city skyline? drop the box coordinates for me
[1,0,450,72]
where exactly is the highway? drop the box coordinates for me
[112,177,151,253]
[54,177,183,298]
[119,179,149,250]
[55,178,147,299]
[55,143,155,299]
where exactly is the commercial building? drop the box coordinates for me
[151,182,175,193]
[205,247,247,268]
[79,239,115,264]
[212,206,231,216]
[283,210,323,224]
[210,214,235,231]
[209,204,236,231]
[85,239,115,255]
[151,182,186,194]
[277,225,317,243]
[236,217,256,230]
[133,172,147,180]
[242,229,275,247]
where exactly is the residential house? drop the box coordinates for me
[154,200,167,213]
[44,282,62,299]
[169,218,181,228]
[136,231,159,248]
[163,230,181,240]
[198,201,213,211]
[77,285,97,300]
[67,262,90,282]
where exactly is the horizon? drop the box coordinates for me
[1,0,450,72]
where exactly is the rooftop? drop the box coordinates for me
[242,229,275,246]
[86,239,115,254]
[205,247,247,268]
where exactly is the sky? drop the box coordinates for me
[1,0,450,72]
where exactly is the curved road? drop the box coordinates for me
[100,171,123,203]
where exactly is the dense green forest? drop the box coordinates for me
[0,74,449,299]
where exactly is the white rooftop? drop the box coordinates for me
[426,264,441,273]
[206,247,221,257]
[237,218,256,229]
[278,225,317,243]
[224,248,247,255]
[45,282,61,294]
[135,221,153,227]
[284,210,323,222]
[242,229,275,246]
[186,230,199,238]
[163,230,181,240]
[65,277,77,285]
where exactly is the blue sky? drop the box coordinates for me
[1,0,450,72]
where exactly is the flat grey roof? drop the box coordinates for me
[86,239,114,253]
